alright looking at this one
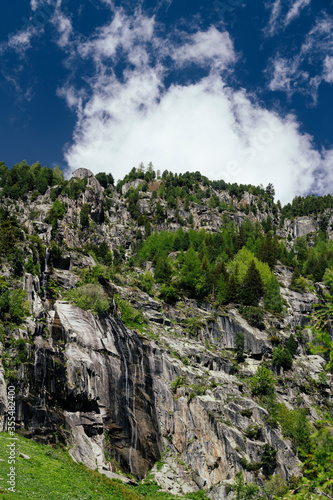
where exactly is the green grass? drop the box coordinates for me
[0,433,196,500]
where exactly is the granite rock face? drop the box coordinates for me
[1,169,332,497]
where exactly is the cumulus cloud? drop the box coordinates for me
[56,9,332,205]
[78,10,155,64]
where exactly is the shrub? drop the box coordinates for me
[228,472,260,500]
[80,204,90,228]
[235,331,245,362]
[240,409,253,418]
[45,199,65,234]
[264,276,283,313]
[241,306,265,330]
[114,296,145,328]
[171,376,184,394]
[286,333,298,357]
[67,284,109,315]
[272,344,293,370]
[0,289,29,325]
[275,404,312,455]
[261,443,277,473]
[245,424,261,440]
[25,255,39,276]
[250,366,275,396]
[140,271,154,296]
[262,473,288,499]
[159,284,179,303]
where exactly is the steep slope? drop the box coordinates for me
[0,164,332,499]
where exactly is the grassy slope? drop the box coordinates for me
[0,433,192,500]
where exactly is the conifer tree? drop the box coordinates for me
[264,276,283,313]
[227,264,240,303]
[240,260,263,306]
[286,334,298,357]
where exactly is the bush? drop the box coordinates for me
[67,284,109,315]
[171,376,184,394]
[250,366,275,396]
[235,331,245,362]
[45,199,65,234]
[264,276,283,313]
[241,306,265,330]
[275,404,312,455]
[0,288,29,325]
[159,284,179,303]
[245,424,261,440]
[25,255,39,276]
[140,271,154,296]
[261,443,277,473]
[228,472,260,500]
[80,204,90,228]
[286,333,298,357]
[262,473,288,499]
[272,344,293,370]
[115,296,145,328]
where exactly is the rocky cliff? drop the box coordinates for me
[0,167,332,499]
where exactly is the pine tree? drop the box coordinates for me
[180,247,202,297]
[240,260,263,306]
[264,276,283,313]
[235,331,245,362]
[286,334,298,357]
[227,273,239,303]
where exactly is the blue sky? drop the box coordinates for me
[0,0,332,204]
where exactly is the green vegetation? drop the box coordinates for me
[272,344,293,370]
[0,161,64,199]
[0,287,29,325]
[45,199,66,235]
[250,366,275,396]
[0,432,192,499]
[235,331,245,362]
[136,222,283,310]
[80,204,90,228]
[66,284,109,315]
[114,296,146,329]
[1,164,333,500]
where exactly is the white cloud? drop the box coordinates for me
[171,27,236,70]
[265,0,282,36]
[78,10,155,65]
[285,0,311,26]
[65,71,331,205]
[51,9,73,48]
[56,10,333,205]
[267,14,333,101]
[0,28,37,57]
[30,0,38,12]
[268,56,309,96]
[265,0,311,36]
[323,55,333,83]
